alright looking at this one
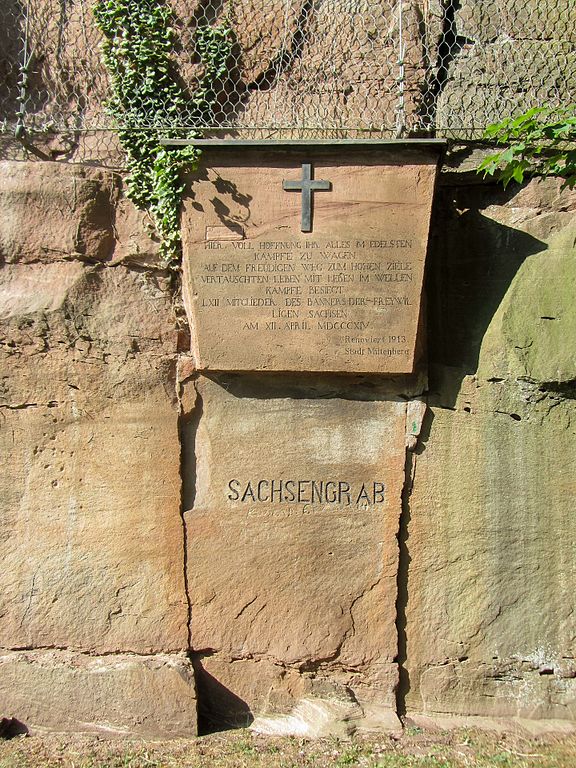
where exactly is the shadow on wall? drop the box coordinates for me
[191,655,254,734]
[398,180,550,714]
[396,406,435,716]
[0,717,28,739]
[426,181,548,407]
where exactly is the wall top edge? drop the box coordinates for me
[160,139,448,148]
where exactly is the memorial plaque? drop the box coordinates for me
[182,142,440,373]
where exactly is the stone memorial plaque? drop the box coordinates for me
[182,142,440,373]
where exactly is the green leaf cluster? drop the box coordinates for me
[93,0,232,267]
[478,105,576,189]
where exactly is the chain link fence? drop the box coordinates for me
[0,0,574,164]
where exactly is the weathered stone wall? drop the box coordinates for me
[0,162,197,737]
[1,159,575,735]
[0,0,575,740]
[404,169,576,720]
[435,0,576,134]
[179,373,412,733]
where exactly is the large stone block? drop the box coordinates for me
[456,1,576,45]
[405,404,576,719]
[0,262,187,653]
[436,40,576,136]
[183,375,408,725]
[435,2,576,136]
[0,162,116,264]
[0,650,197,738]
[426,178,576,385]
[476,185,576,386]
[0,161,163,268]
[405,177,576,720]
[233,2,418,132]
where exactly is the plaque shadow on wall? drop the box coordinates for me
[396,183,550,714]
[192,655,254,734]
[426,183,549,408]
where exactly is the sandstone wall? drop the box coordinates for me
[404,171,576,720]
[1,157,575,735]
[435,0,576,135]
[0,162,197,737]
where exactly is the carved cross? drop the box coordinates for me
[282,163,331,232]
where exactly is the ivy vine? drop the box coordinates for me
[93,0,232,267]
[478,105,576,190]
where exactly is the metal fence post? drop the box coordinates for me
[395,0,406,138]
[15,4,30,139]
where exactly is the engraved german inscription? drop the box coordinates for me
[194,236,415,361]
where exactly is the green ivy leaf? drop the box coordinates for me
[478,104,576,189]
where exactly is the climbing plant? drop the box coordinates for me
[93,0,232,268]
[478,105,576,189]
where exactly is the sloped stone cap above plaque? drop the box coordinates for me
[182,142,441,373]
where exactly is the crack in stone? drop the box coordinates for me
[176,369,199,652]
[234,596,259,620]
[0,646,191,660]
[19,571,40,629]
[418,0,474,128]
[395,401,424,717]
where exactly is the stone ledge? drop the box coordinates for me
[406,712,576,737]
[0,650,197,738]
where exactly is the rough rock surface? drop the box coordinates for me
[236,0,408,133]
[0,650,197,738]
[2,0,575,159]
[0,161,193,734]
[404,177,576,720]
[250,697,399,738]
[0,189,186,653]
[182,375,407,727]
[0,162,116,264]
[0,162,162,267]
